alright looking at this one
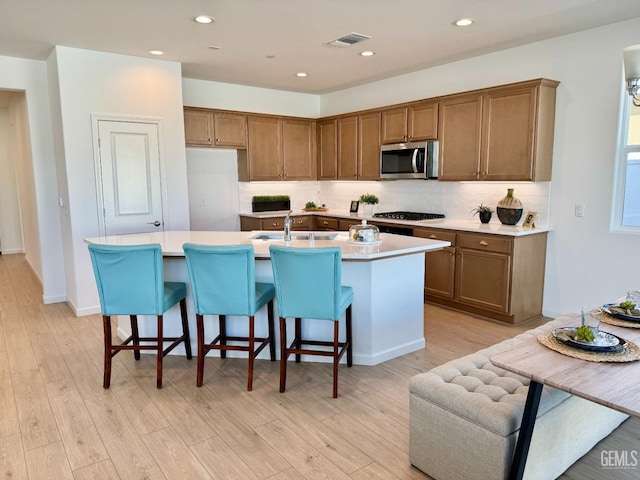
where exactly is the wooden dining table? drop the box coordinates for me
[490,314,640,480]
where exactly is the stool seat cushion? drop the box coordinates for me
[255,282,276,312]
[163,282,187,314]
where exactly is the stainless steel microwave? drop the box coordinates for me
[380,140,439,180]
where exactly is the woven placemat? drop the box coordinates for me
[600,312,640,329]
[537,330,640,363]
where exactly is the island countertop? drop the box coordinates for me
[84,230,450,260]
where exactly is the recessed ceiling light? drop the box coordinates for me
[148,50,165,56]
[194,15,214,24]
[360,50,375,57]
[266,54,276,59]
[454,18,474,27]
[208,45,221,50]
[296,72,307,77]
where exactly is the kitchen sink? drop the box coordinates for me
[250,232,338,241]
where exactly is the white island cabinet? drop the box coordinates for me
[85,230,449,366]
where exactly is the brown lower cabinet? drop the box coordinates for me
[415,227,547,324]
[240,215,312,231]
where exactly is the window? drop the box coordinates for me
[612,95,640,232]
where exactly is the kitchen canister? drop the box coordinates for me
[496,188,523,225]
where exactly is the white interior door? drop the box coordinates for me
[96,119,164,236]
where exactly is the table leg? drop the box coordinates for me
[509,380,543,480]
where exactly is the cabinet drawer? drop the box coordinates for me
[458,233,512,254]
[263,217,286,230]
[315,216,339,230]
[413,228,456,246]
[292,216,312,230]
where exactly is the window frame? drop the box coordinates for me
[611,91,640,234]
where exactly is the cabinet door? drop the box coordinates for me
[184,109,213,146]
[292,216,313,230]
[317,119,337,179]
[315,216,339,230]
[408,101,438,141]
[263,217,286,230]
[425,247,456,298]
[481,85,537,181]
[381,107,408,144]
[358,112,381,180]
[283,119,315,180]
[337,116,358,180]
[214,113,247,147]
[438,94,482,181]
[240,216,262,231]
[455,248,511,313]
[247,116,283,181]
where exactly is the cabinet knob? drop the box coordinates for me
[323,221,329,225]
[479,240,489,246]
[429,234,437,239]
[273,222,280,227]
[216,138,220,142]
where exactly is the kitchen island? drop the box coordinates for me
[85,230,449,365]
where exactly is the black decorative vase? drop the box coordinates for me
[479,211,492,224]
[496,188,523,225]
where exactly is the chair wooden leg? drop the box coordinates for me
[219,315,227,359]
[156,315,163,389]
[267,300,276,361]
[130,315,141,361]
[196,314,206,387]
[247,315,255,391]
[333,320,339,398]
[346,305,353,367]
[103,315,112,389]
[295,318,301,363]
[179,299,192,359]
[279,317,288,393]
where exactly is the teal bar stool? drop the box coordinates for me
[183,243,276,390]
[88,243,192,389]
[269,245,353,398]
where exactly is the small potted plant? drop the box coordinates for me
[359,193,379,215]
[471,204,493,224]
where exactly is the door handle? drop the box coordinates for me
[147,221,161,227]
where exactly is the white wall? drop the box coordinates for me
[48,47,190,314]
[0,108,24,253]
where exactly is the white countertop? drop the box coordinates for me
[239,210,550,237]
[85,230,450,260]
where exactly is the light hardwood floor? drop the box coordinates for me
[0,253,637,479]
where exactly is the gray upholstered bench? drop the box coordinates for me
[409,316,628,480]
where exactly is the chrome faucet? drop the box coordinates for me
[284,210,292,242]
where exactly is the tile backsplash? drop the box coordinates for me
[239,180,550,226]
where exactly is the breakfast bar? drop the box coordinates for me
[85,230,450,366]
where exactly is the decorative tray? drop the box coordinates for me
[551,327,627,353]
[602,303,640,322]
[302,207,328,212]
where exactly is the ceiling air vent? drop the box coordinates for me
[325,32,371,48]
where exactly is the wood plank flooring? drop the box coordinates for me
[0,253,637,479]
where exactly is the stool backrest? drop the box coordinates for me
[269,245,342,320]
[183,243,256,316]
[88,243,164,315]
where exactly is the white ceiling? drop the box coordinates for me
[1,0,640,94]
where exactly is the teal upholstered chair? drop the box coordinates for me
[183,243,276,390]
[269,245,353,398]
[88,243,192,389]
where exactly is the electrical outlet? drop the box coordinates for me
[574,203,585,217]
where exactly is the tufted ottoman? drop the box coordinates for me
[409,316,628,480]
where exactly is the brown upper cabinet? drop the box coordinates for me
[184,107,247,148]
[438,79,558,181]
[381,101,438,144]
[238,115,315,181]
[320,113,380,181]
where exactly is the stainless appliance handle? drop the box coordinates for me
[411,149,418,173]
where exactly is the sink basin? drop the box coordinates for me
[250,232,338,241]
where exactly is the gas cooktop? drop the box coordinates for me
[373,211,445,221]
